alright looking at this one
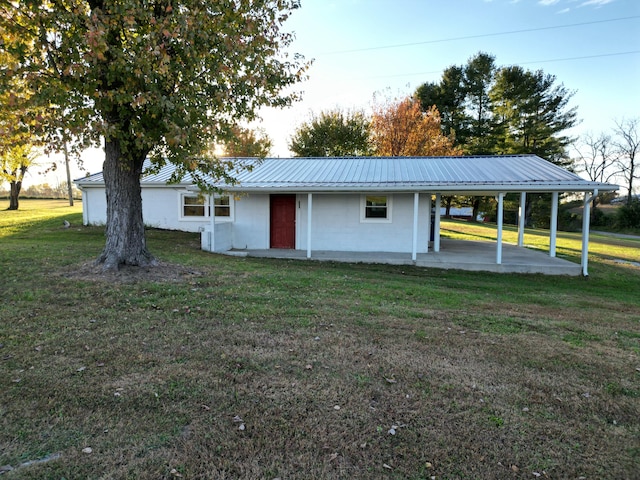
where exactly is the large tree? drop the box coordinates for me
[0,0,307,269]
[0,144,38,210]
[613,118,639,204]
[289,108,373,157]
[371,97,461,157]
[571,132,619,210]
[415,65,467,142]
[491,66,576,166]
[220,126,272,158]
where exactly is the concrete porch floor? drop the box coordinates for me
[222,239,582,276]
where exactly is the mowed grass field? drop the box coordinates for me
[1,199,639,479]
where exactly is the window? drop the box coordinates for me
[361,194,392,223]
[180,193,233,220]
[366,196,388,218]
[214,196,230,217]
[183,195,207,217]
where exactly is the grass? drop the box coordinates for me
[1,199,639,479]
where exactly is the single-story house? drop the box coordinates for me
[76,155,618,276]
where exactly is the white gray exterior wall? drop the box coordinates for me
[81,186,212,232]
[81,187,432,253]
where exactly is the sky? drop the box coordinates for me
[21,0,640,188]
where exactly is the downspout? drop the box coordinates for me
[581,189,597,276]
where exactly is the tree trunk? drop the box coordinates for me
[8,180,21,210]
[96,139,156,270]
[444,196,452,217]
[471,197,481,222]
[64,142,74,207]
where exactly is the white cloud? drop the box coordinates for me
[579,0,615,6]
[557,7,571,13]
[539,0,561,5]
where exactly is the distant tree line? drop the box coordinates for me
[0,181,82,201]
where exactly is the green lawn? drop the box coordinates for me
[1,200,638,479]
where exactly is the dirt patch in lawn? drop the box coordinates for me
[58,260,204,284]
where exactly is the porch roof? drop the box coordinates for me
[76,155,617,194]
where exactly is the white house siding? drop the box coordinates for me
[81,187,107,226]
[231,193,271,249]
[296,193,430,253]
[81,186,211,232]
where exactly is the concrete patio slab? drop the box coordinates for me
[221,239,582,276]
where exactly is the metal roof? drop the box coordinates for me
[75,155,618,194]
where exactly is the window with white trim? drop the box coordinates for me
[214,196,230,217]
[182,194,208,217]
[361,194,392,223]
[180,194,232,220]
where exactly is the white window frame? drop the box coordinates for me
[360,194,393,223]
[180,193,209,219]
[179,193,234,221]
[213,195,233,221]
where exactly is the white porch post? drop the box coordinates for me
[549,191,559,258]
[434,193,441,252]
[307,193,313,259]
[496,193,505,264]
[209,193,215,252]
[412,192,419,261]
[581,189,597,276]
[518,192,526,247]
[426,195,432,253]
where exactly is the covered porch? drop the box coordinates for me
[221,237,582,276]
[199,156,617,276]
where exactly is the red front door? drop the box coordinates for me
[270,194,296,249]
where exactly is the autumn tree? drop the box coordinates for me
[370,97,462,157]
[0,0,307,270]
[0,144,38,210]
[220,126,272,158]
[289,108,373,157]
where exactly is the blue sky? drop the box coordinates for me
[27,0,640,187]
[260,0,640,156]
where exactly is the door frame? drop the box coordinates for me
[270,194,296,249]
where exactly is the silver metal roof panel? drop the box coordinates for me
[75,155,618,193]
